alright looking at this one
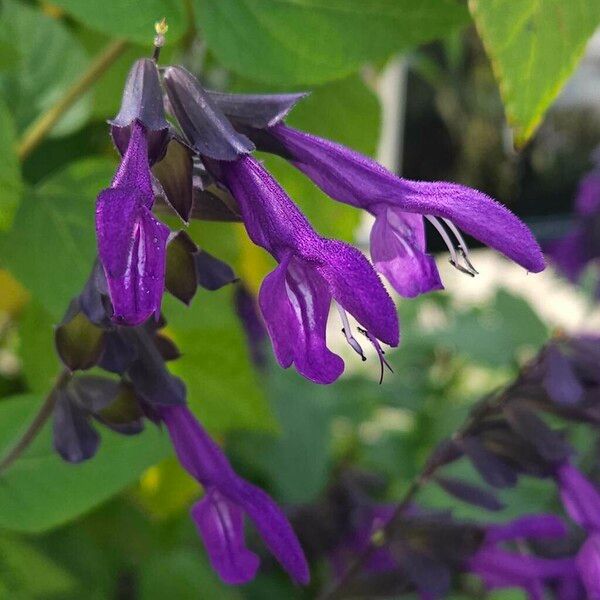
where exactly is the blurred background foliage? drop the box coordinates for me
[0,0,599,598]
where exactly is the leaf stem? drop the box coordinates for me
[17,39,128,161]
[0,369,70,473]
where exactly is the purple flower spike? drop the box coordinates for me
[215,155,399,384]
[96,122,169,326]
[159,405,310,586]
[258,124,544,297]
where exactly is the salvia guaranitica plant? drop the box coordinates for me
[6,20,600,599]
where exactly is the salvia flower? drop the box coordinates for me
[96,59,171,326]
[213,155,399,384]
[212,112,544,298]
[158,404,309,585]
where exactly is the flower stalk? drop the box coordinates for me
[0,368,70,473]
[17,39,128,161]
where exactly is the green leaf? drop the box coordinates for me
[19,301,60,394]
[263,74,380,240]
[139,550,240,600]
[469,0,600,146]
[0,394,170,533]
[49,0,187,45]
[0,98,22,231]
[0,0,91,137]
[0,158,115,321]
[0,535,78,598]
[164,290,277,434]
[196,0,470,84]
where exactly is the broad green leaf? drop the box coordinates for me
[19,300,59,394]
[432,289,547,367]
[164,290,277,434]
[0,394,171,533]
[260,369,332,503]
[49,0,187,45]
[0,158,115,321]
[262,75,380,241]
[0,535,78,598]
[196,0,469,84]
[0,0,91,137]
[140,550,240,600]
[0,98,22,230]
[469,0,600,145]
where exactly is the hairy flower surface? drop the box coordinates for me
[215,155,399,384]
[159,404,309,585]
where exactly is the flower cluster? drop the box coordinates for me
[96,55,543,385]
[47,42,546,590]
[287,335,600,598]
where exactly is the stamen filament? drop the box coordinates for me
[336,305,366,361]
[442,218,479,275]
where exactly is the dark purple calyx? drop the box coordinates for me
[207,90,308,129]
[110,58,169,164]
[163,66,255,161]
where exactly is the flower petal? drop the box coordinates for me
[316,239,399,347]
[234,479,310,585]
[577,533,600,599]
[96,188,169,326]
[486,515,567,544]
[267,125,545,274]
[370,206,443,297]
[191,490,260,585]
[159,405,237,487]
[557,463,600,531]
[259,255,344,384]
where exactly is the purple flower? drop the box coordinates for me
[96,59,171,326]
[556,462,600,598]
[96,121,170,326]
[467,514,574,599]
[548,162,600,290]
[213,155,399,384]
[246,124,544,298]
[159,404,309,585]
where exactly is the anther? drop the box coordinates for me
[358,327,393,384]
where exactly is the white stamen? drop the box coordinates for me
[442,218,479,274]
[336,304,366,360]
[425,215,459,265]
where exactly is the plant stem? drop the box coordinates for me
[0,369,70,473]
[17,39,128,161]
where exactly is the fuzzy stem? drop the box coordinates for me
[17,39,128,161]
[0,369,70,473]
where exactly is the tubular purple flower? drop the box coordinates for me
[96,121,169,326]
[213,155,399,384]
[158,404,309,586]
[258,124,545,298]
[467,515,573,598]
